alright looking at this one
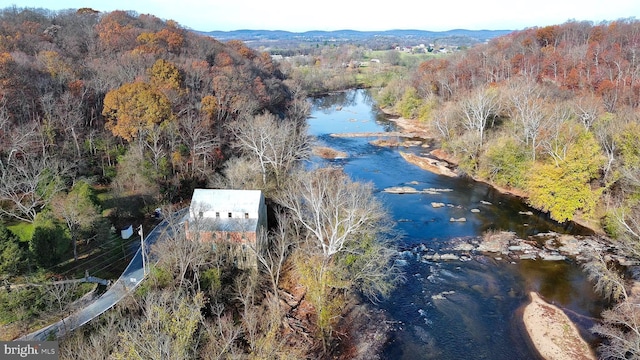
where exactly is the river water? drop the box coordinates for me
[308,89,605,359]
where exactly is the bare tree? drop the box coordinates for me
[253,211,296,300]
[583,214,640,359]
[610,196,640,259]
[152,208,213,291]
[574,94,601,131]
[582,253,629,302]
[276,167,385,260]
[592,299,640,359]
[201,302,242,360]
[0,98,9,138]
[229,113,271,186]
[113,290,205,360]
[142,124,166,172]
[593,113,620,180]
[215,156,264,190]
[283,80,312,124]
[539,104,577,166]
[459,85,501,147]
[508,78,546,160]
[178,111,219,178]
[59,311,122,360]
[0,155,69,222]
[338,234,405,303]
[45,280,80,313]
[2,119,39,164]
[51,91,86,158]
[234,272,261,354]
[431,102,459,141]
[229,112,310,191]
[276,167,404,350]
[233,269,294,358]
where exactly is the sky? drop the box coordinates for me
[1,0,638,32]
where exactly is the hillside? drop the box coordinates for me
[383,18,640,253]
[201,28,513,50]
[0,4,302,340]
[0,6,295,206]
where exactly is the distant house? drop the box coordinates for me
[185,189,267,268]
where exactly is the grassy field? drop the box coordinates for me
[364,49,442,65]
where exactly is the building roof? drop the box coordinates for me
[190,188,263,214]
[188,189,264,234]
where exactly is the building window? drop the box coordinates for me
[215,212,219,218]
[244,212,249,219]
[228,212,232,218]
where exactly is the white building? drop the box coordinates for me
[185,189,267,267]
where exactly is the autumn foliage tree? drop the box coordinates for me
[95,10,141,53]
[528,129,605,222]
[102,81,173,142]
[380,19,640,226]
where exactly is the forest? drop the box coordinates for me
[377,19,640,231]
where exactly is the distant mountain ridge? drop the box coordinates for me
[202,28,513,42]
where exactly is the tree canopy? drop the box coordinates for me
[103,81,174,141]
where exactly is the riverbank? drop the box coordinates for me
[523,292,596,360]
[310,92,610,358]
[396,231,607,360]
[385,114,604,233]
[383,113,606,359]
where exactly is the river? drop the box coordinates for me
[307,89,605,359]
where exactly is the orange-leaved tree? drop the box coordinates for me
[102,81,173,142]
[148,58,184,100]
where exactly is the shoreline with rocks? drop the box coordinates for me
[397,231,608,360]
[394,229,625,360]
[397,230,625,268]
[346,112,612,359]
[321,109,616,359]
